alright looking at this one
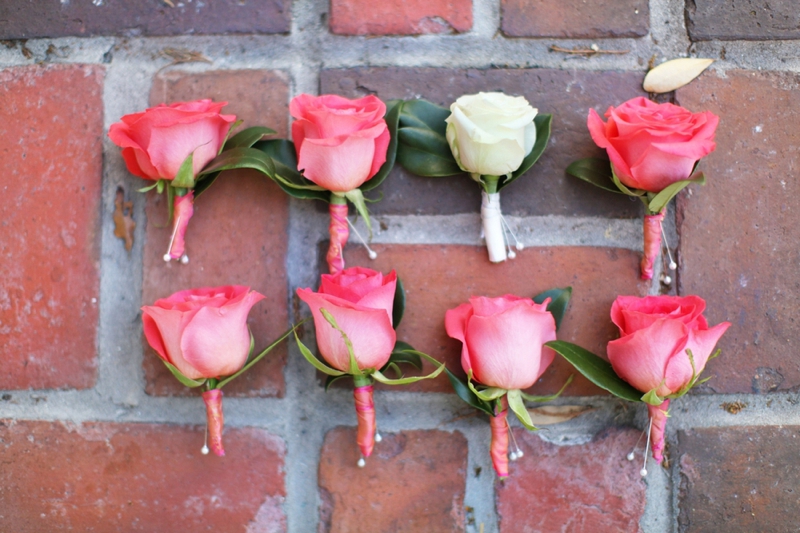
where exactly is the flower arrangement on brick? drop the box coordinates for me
[566,97,719,280]
[445,289,573,478]
[295,267,444,466]
[396,92,552,263]
[141,286,295,456]
[548,295,730,475]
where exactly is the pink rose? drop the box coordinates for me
[607,295,730,397]
[290,94,390,193]
[109,99,236,181]
[142,286,265,380]
[445,295,557,390]
[587,97,719,193]
[297,267,397,371]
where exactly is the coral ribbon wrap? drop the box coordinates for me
[641,212,664,280]
[202,388,225,457]
[354,385,376,458]
[489,397,509,478]
[648,400,669,464]
[327,203,349,274]
[169,190,195,260]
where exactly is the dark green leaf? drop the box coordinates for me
[201,147,276,177]
[171,152,196,189]
[361,99,401,192]
[398,126,451,153]
[400,99,450,134]
[546,340,643,402]
[565,158,622,194]
[396,144,462,176]
[224,126,277,150]
[325,374,348,392]
[254,138,299,170]
[392,276,406,328]
[501,114,552,190]
[647,172,706,214]
[533,287,572,331]
[253,140,331,202]
[445,367,494,416]
[388,346,422,370]
[162,360,206,388]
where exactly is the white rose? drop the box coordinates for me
[445,92,537,177]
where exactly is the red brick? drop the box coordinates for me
[321,68,647,218]
[497,427,646,532]
[330,0,472,35]
[0,65,104,389]
[502,0,648,38]
[318,428,467,532]
[142,70,291,398]
[687,0,800,40]
[676,71,800,394]
[677,426,800,532]
[341,245,649,394]
[0,420,285,531]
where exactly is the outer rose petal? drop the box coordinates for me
[664,321,730,393]
[445,303,475,376]
[297,134,376,192]
[628,144,697,192]
[612,295,706,335]
[588,109,634,182]
[141,305,205,380]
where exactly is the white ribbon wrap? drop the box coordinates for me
[481,191,507,263]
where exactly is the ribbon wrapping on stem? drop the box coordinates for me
[641,212,664,280]
[647,400,669,464]
[327,202,349,274]
[489,396,510,477]
[481,191,507,263]
[202,389,225,457]
[354,384,376,458]
[168,190,194,260]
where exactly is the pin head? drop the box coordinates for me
[357,457,366,468]
[201,445,209,455]
[669,261,677,270]
[180,254,189,264]
[508,250,517,259]
[516,243,524,251]
[627,452,635,461]
[368,250,378,260]
[640,468,648,477]
[374,432,382,443]
[163,253,172,262]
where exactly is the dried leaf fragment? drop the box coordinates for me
[113,187,136,252]
[526,405,596,426]
[643,58,714,93]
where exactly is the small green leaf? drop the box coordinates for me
[507,389,537,431]
[344,188,372,239]
[224,126,277,150]
[519,374,574,402]
[610,168,646,197]
[361,99,401,192]
[565,158,622,194]
[389,340,422,370]
[392,276,406,328]
[294,329,346,377]
[156,179,165,194]
[533,287,572,331]
[466,371,509,402]
[647,172,706,214]
[372,350,445,385]
[641,388,666,406]
[171,152,196,189]
[546,340,643,402]
[501,114,552,190]
[162,360,206,388]
[137,180,161,193]
[325,374,348,391]
[445,367,494,416]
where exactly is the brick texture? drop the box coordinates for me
[318,428,467,532]
[0,0,290,39]
[677,426,800,532]
[142,69,291,397]
[687,0,800,41]
[0,65,104,390]
[676,71,800,394]
[321,68,646,218]
[0,420,286,532]
[339,244,649,393]
[502,0,648,38]
[330,0,472,35]
[497,427,646,532]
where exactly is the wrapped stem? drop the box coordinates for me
[481,191,507,263]
[647,399,669,464]
[167,190,194,261]
[489,396,509,478]
[327,201,349,274]
[641,212,665,280]
[354,384,376,458]
[202,388,225,457]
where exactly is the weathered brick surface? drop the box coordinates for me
[677,426,800,532]
[340,244,649,393]
[330,0,472,35]
[502,0,648,38]
[321,68,646,217]
[497,427,646,532]
[687,0,800,41]
[318,428,467,532]
[0,420,286,531]
[0,0,290,39]
[676,71,800,394]
[0,65,104,390]
[142,69,291,397]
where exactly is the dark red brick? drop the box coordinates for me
[0,420,285,531]
[497,427,646,532]
[0,65,104,390]
[676,71,800,394]
[0,0,290,39]
[677,426,800,532]
[340,245,649,394]
[318,428,467,532]
[502,0,648,38]
[687,0,800,41]
[330,0,472,35]
[321,68,647,217]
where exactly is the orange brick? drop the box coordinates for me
[330,0,472,35]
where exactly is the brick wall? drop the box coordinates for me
[1,0,799,531]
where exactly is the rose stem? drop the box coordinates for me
[165,189,194,264]
[202,388,225,457]
[489,396,510,478]
[327,194,349,274]
[647,400,670,466]
[353,376,376,466]
[640,211,665,280]
[480,175,508,263]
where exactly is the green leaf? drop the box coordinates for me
[610,168,646,197]
[218,119,244,154]
[445,367,494,416]
[254,138,299,170]
[533,287,572,331]
[389,340,422,370]
[519,374,574,402]
[162,360,206,388]
[201,146,276,177]
[465,370,510,402]
[565,158,622,194]
[193,171,220,198]
[217,324,298,388]
[371,350,445,385]
[137,180,161,193]
[396,143,462,176]
[224,126,277,150]
[324,374,348,391]
[294,329,346,377]
[546,340,643,402]
[401,99,451,134]
[647,172,706,214]
[642,388,666,406]
[507,389,537,431]
[392,276,406,328]
[361,99,401,192]
[501,114,552,190]
[396,99,462,177]
[252,139,331,201]
[171,152,196,189]
[156,179,165,194]
[398,127,453,155]
[344,188,372,239]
